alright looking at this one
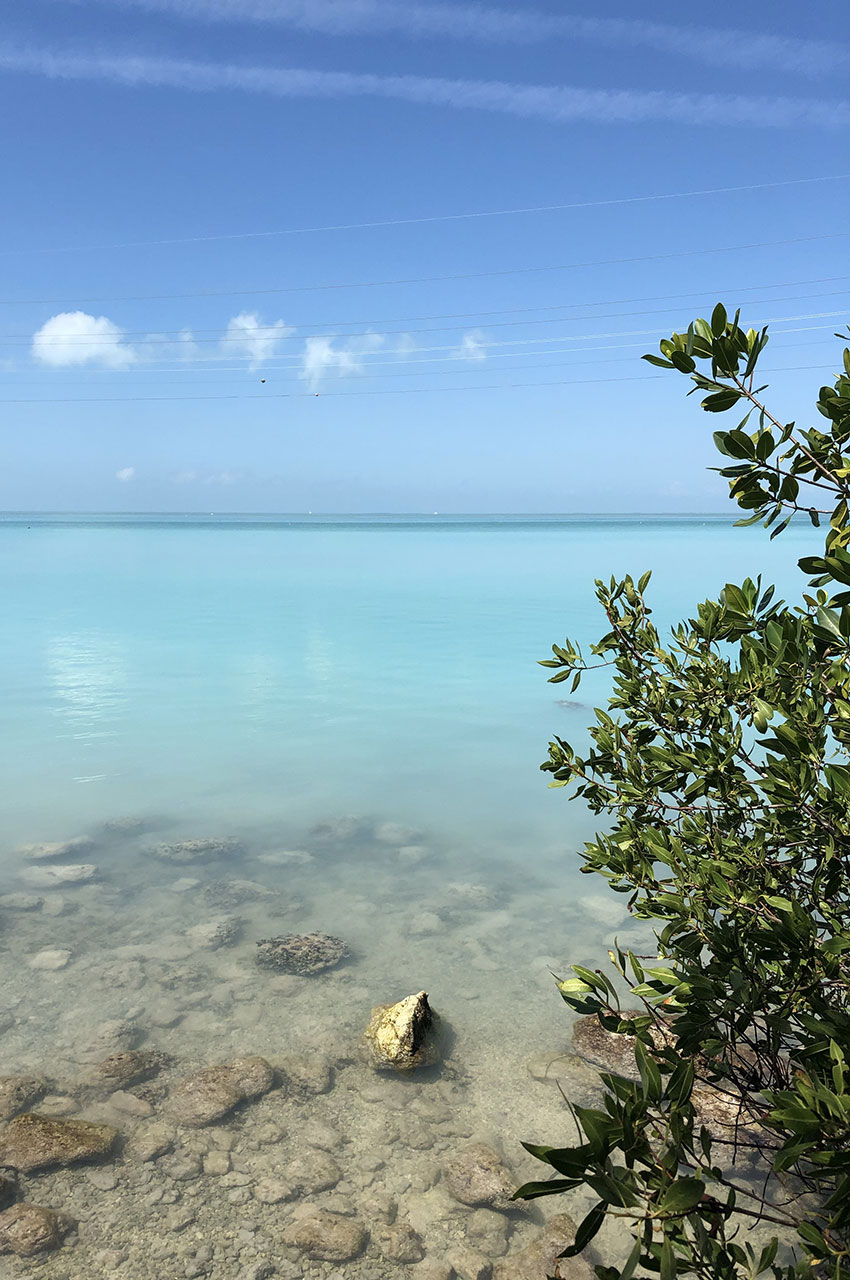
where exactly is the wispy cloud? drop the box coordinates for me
[49,1,850,80]
[1,45,847,129]
[300,333,384,389]
[115,466,136,481]
[454,330,488,362]
[222,310,293,367]
[32,310,138,368]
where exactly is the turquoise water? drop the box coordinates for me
[0,515,820,1278]
[0,513,818,855]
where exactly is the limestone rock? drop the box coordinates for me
[0,1077,48,1121]
[0,1204,76,1257]
[275,1052,333,1096]
[375,1222,425,1263]
[0,1115,118,1173]
[364,990,440,1071]
[20,863,97,888]
[28,949,72,971]
[447,1245,492,1280]
[255,932,348,975]
[282,1210,366,1262]
[150,837,241,864]
[126,1122,174,1162]
[571,1014,639,1077]
[441,1143,520,1213]
[0,893,42,911]
[492,1213,593,1280]
[18,837,92,862]
[167,1056,274,1127]
[186,916,242,951]
[86,1049,164,1091]
[284,1150,341,1195]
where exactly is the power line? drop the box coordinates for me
[7,173,848,255]
[3,231,848,307]
[17,289,850,345]
[0,362,833,405]
[15,325,841,381]
[7,341,838,388]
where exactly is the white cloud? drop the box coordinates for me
[115,466,135,482]
[300,333,383,390]
[32,311,137,368]
[222,311,293,368]
[454,330,488,362]
[1,45,846,129]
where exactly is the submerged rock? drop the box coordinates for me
[375,1222,425,1263]
[166,1056,275,1127]
[186,916,242,950]
[364,990,440,1072]
[28,948,72,971]
[0,1077,48,1121]
[492,1212,593,1280]
[442,1143,521,1213]
[18,837,93,862]
[255,933,348,975]
[282,1210,366,1262]
[150,837,241,864]
[20,863,97,888]
[86,1049,165,1092]
[0,1204,76,1257]
[0,1115,118,1173]
[275,1053,334,1096]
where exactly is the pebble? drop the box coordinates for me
[252,1178,292,1205]
[86,1168,118,1191]
[203,1151,231,1176]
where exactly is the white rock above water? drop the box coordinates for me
[363,990,441,1072]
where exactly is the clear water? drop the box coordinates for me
[0,515,817,1278]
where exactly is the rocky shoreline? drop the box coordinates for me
[0,811,647,1278]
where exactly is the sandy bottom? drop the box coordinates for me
[0,811,653,1279]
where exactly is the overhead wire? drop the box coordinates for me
[7,173,848,256]
[0,361,835,405]
[2,231,848,306]
[13,286,850,345]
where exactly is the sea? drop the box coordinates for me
[0,514,817,1279]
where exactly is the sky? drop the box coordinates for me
[0,0,847,512]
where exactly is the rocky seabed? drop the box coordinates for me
[0,813,653,1279]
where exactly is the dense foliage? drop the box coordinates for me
[517,309,850,1280]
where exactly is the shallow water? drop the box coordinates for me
[0,515,817,1278]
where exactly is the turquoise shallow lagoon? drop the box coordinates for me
[0,515,818,1278]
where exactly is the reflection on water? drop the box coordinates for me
[0,517,820,1276]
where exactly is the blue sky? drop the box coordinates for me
[0,0,846,512]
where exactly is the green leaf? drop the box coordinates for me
[711,303,727,337]
[560,1202,607,1258]
[660,1178,706,1215]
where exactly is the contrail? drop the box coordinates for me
[1,44,847,129]
[49,0,847,79]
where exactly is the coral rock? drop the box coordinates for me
[441,1143,520,1213]
[0,1204,76,1257]
[255,933,348,975]
[167,1057,274,1127]
[282,1210,366,1262]
[0,1115,117,1173]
